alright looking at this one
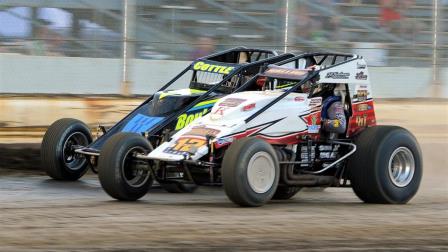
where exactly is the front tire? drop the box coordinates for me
[348,126,422,204]
[222,138,280,207]
[41,118,92,181]
[98,133,153,201]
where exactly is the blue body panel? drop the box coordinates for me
[121,114,163,133]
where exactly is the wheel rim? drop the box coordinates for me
[62,132,89,171]
[121,147,151,188]
[388,147,415,187]
[246,151,276,194]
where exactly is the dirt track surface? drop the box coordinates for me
[0,169,447,251]
[0,100,447,251]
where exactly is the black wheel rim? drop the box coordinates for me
[121,147,151,188]
[62,132,89,171]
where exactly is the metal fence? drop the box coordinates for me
[0,0,446,89]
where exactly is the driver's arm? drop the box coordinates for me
[322,101,346,134]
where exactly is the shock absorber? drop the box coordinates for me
[208,135,214,183]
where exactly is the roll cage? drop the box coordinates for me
[144,48,294,136]
[241,52,361,124]
[81,47,295,151]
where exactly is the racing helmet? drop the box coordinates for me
[301,82,312,93]
[312,83,334,97]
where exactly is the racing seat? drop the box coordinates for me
[238,52,249,63]
[226,52,251,90]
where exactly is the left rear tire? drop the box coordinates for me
[41,118,92,181]
[348,126,422,204]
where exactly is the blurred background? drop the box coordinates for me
[0,0,447,143]
[0,3,447,250]
[0,0,446,93]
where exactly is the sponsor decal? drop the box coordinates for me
[264,66,308,79]
[175,99,217,130]
[175,108,209,130]
[183,126,221,138]
[276,82,295,89]
[311,114,318,125]
[333,120,340,128]
[213,107,226,116]
[164,126,221,155]
[294,96,305,102]
[122,114,163,133]
[215,137,234,147]
[308,125,320,133]
[336,104,345,113]
[242,103,256,111]
[325,72,350,79]
[159,89,205,99]
[305,113,321,134]
[218,98,246,107]
[355,71,368,80]
[165,138,207,155]
[357,62,367,69]
[355,114,368,127]
[309,97,322,107]
[357,103,371,112]
[193,61,234,75]
[355,90,368,102]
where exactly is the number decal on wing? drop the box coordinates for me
[172,138,207,153]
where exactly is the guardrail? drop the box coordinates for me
[0,54,446,98]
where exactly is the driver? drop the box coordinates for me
[302,83,347,136]
[323,104,346,135]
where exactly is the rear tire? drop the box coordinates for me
[98,133,153,201]
[348,126,422,204]
[272,186,301,200]
[222,138,280,207]
[41,118,92,181]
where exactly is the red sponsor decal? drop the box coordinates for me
[347,100,376,137]
[242,103,256,111]
[256,76,267,87]
[294,96,305,102]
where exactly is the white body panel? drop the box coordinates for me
[147,55,374,162]
[148,91,315,161]
[318,58,369,85]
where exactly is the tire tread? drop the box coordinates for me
[41,118,91,180]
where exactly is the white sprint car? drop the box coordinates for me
[97,52,422,207]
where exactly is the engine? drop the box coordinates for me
[299,144,340,169]
[275,142,343,187]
